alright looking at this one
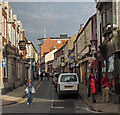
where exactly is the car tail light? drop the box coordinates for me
[78,84,79,89]
[58,84,60,89]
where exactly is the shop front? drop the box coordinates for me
[2,44,20,94]
[97,31,120,104]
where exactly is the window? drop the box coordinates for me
[18,62,20,79]
[13,27,15,46]
[9,9,11,19]
[8,24,11,42]
[83,35,85,48]
[57,40,61,44]
[60,75,77,82]
[86,30,89,45]
[107,55,114,93]
[106,8,111,25]
[4,18,7,38]
[102,13,106,28]
[2,16,4,36]
[102,60,106,73]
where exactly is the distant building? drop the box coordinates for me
[39,34,70,72]
[26,40,39,80]
[40,34,70,58]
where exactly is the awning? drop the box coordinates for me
[89,59,97,68]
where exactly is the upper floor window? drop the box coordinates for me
[13,27,15,46]
[2,16,7,39]
[106,8,111,25]
[102,12,105,28]
[57,40,61,44]
[8,24,11,42]
[9,9,11,19]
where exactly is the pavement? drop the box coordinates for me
[79,83,119,113]
[1,79,41,106]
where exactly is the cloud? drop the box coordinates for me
[4,0,95,2]
[9,2,96,51]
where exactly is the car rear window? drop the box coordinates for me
[60,75,77,82]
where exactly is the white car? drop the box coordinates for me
[57,73,79,99]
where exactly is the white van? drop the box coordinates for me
[57,73,79,99]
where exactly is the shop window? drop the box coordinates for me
[107,55,114,93]
[18,62,20,79]
[102,60,106,73]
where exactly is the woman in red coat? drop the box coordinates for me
[89,75,98,103]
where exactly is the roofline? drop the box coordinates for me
[74,13,96,43]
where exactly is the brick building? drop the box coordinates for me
[39,34,70,72]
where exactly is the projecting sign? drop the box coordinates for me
[2,61,6,67]
[19,40,26,51]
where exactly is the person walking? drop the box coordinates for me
[26,78,34,105]
[101,73,110,103]
[40,72,43,81]
[89,75,98,103]
[47,72,49,81]
[45,72,48,81]
[88,74,92,98]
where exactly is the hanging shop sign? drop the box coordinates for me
[19,40,26,51]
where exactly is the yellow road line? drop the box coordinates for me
[3,81,43,107]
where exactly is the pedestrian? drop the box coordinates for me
[111,77,115,92]
[40,72,43,81]
[45,72,48,81]
[88,74,92,97]
[89,75,98,103]
[26,78,34,105]
[101,73,110,103]
[47,72,49,81]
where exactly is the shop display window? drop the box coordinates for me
[102,60,106,73]
[107,55,114,93]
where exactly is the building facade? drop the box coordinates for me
[75,14,97,85]
[96,1,120,103]
[1,2,29,94]
[26,40,39,81]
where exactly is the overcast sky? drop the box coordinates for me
[9,2,96,52]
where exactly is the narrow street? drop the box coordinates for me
[2,78,99,114]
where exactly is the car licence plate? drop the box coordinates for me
[64,86,73,89]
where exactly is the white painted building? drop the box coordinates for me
[45,49,57,72]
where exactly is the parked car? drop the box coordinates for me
[57,73,79,99]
